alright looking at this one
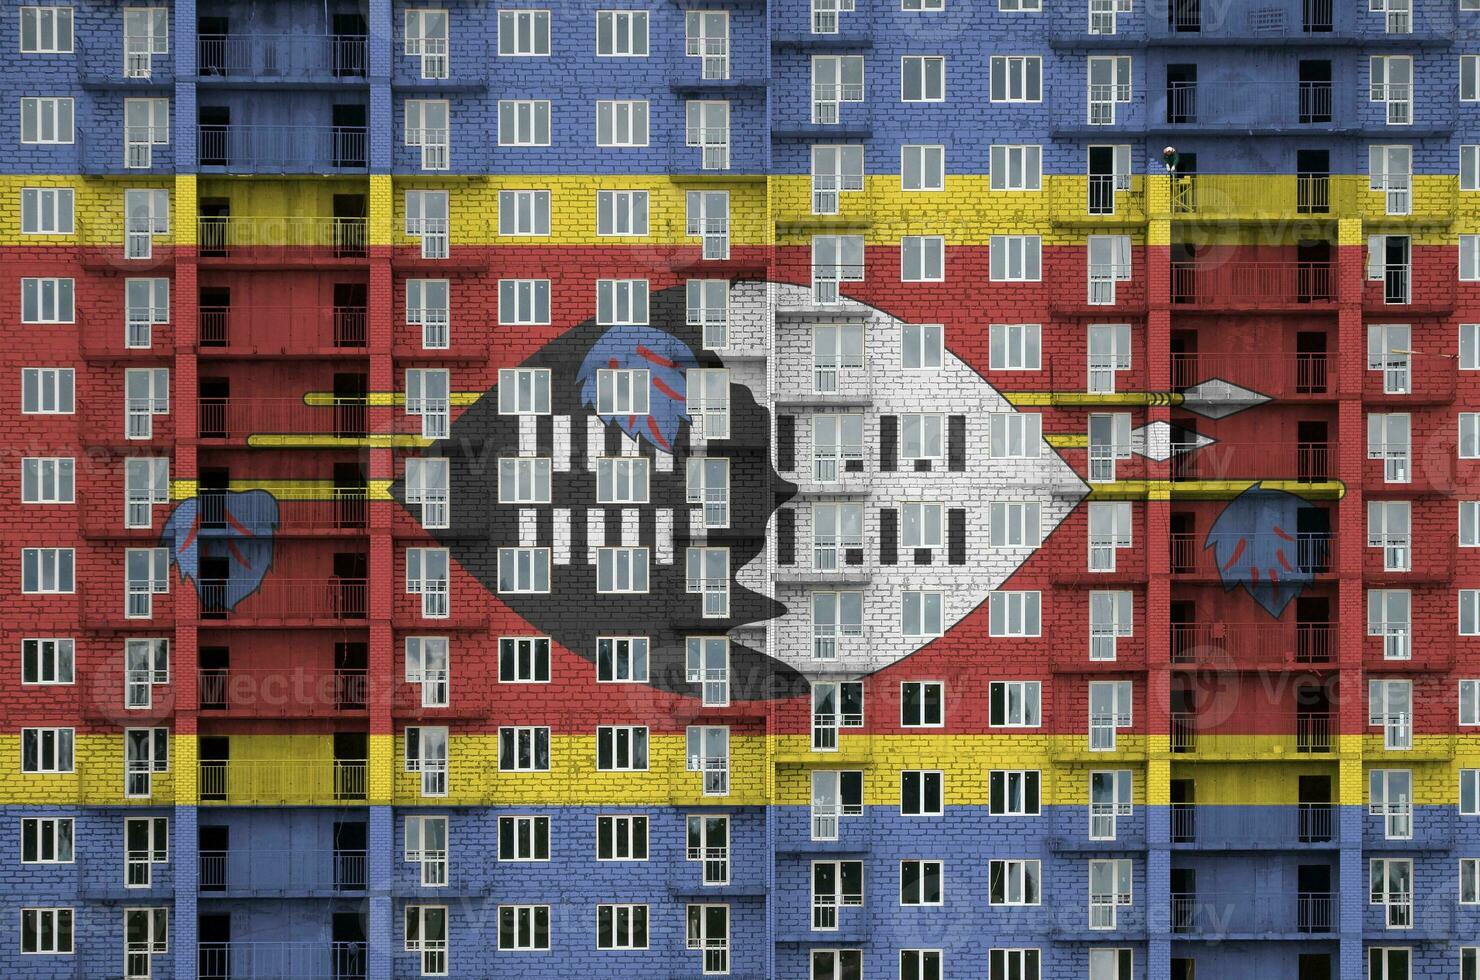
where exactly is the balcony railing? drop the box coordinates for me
[198,941,367,980]
[1172,351,1329,398]
[1171,891,1334,935]
[198,667,368,715]
[199,306,367,352]
[198,125,368,173]
[191,492,366,533]
[197,577,368,622]
[1170,803,1335,847]
[198,397,368,441]
[1170,530,1333,576]
[1171,712,1333,757]
[197,217,368,262]
[199,848,367,893]
[198,33,368,80]
[1170,261,1334,306]
[1170,621,1335,665]
[197,759,368,805]
[1169,441,1332,482]
[1162,82,1333,129]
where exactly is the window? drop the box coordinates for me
[989,591,1042,637]
[686,725,730,795]
[596,100,649,147]
[405,457,450,528]
[20,908,72,954]
[988,859,1040,905]
[1369,413,1412,482]
[499,726,551,771]
[1465,146,1479,192]
[124,547,169,619]
[901,236,944,281]
[812,681,863,751]
[497,279,550,326]
[989,235,1042,281]
[1370,857,1415,927]
[1087,56,1132,124]
[21,817,72,864]
[902,504,945,550]
[498,9,549,55]
[497,100,550,147]
[686,814,728,882]
[405,815,448,886]
[1371,768,1414,838]
[989,324,1042,371]
[688,279,729,349]
[813,590,864,659]
[124,638,168,710]
[1463,679,1480,726]
[1368,500,1412,571]
[811,502,862,572]
[687,190,729,260]
[688,458,729,528]
[22,549,73,594]
[989,769,1041,815]
[597,546,649,594]
[597,905,648,950]
[405,99,450,169]
[598,814,649,860]
[990,144,1042,191]
[902,144,945,191]
[813,323,864,394]
[20,188,72,235]
[124,368,169,440]
[1371,56,1413,125]
[20,458,73,504]
[1464,769,1479,815]
[901,413,944,460]
[990,950,1041,980]
[498,190,550,236]
[813,769,863,839]
[495,456,550,506]
[123,97,168,168]
[1465,948,1479,980]
[20,6,72,52]
[404,9,449,79]
[597,725,649,770]
[1087,501,1132,572]
[1462,859,1479,904]
[990,56,1042,102]
[901,770,943,815]
[686,547,729,617]
[406,547,450,617]
[812,950,862,980]
[1370,145,1413,215]
[22,727,73,772]
[1089,949,1135,980]
[812,145,864,215]
[902,591,943,638]
[991,501,1041,548]
[21,368,73,414]
[405,905,449,974]
[812,234,865,303]
[901,681,944,727]
[123,188,168,260]
[1088,681,1133,751]
[685,10,728,79]
[597,10,648,56]
[405,368,450,439]
[20,97,72,143]
[122,910,170,980]
[122,8,168,76]
[405,190,449,259]
[1464,324,1480,370]
[901,860,943,906]
[1090,591,1133,661]
[21,638,73,685]
[1088,412,1132,483]
[1466,589,1480,637]
[812,55,865,124]
[1087,236,1132,304]
[123,816,167,887]
[1088,323,1132,393]
[1089,859,1133,928]
[902,951,944,980]
[497,815,550,861]
[596,190,649,235]
[498,637,550,683]
[687,636,730,707]
[1465,55,1480,101]
[405,636,450,707]
[597,279,649,326]
[811,860,863,929]
[990,680,1042,726]
[686,904,729,975]
[598,637,649,682]
[125,278,169,349]
[404,726,449,796]
[1465,236,1480,282]
[902,323,942,370]
[498,368,551,415]
[686,100,730,169]
[901,56,945,101]
[21,277,73,323]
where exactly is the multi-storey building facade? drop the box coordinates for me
[3,0,1480,978]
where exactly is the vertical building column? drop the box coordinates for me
[1334,217,1367,980]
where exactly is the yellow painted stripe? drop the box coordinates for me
[1045,433,1089,449]
[303,391,481,408]
[244,434,434,449]
[170,479,395,501]
[1088,479,1346,502]
[1009,391,1182,409]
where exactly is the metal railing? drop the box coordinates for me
[199,306,367,350]
[198,848,367,892]
[198,33,367,79]
[197,217,368,260]
[197,941,367,980]
[1168,441,1332,483]
[1163,82,1333,128]
[1170,621,1335,665]
[197,760,368,805]
[1170,803,1334,846]
[1171,261,1333,305]
[1171,712,1333,756]
[196,577,368,621]
[198,397,368,440]
[198,668,368,714]
[1171,891,1333,934]
[1169,530,1333,575]
[1172,351,1328,397]
[198,125,368,172]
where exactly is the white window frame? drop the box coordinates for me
[21,277,74,324]
[596,190,649,236]
[901,144,945,191]
[596,10,648,56]
[497,99,550,147]
[21,638,74,685]
[596,725,649,771]
[406,547,451,618]
[990,144,1043,191]
[20,816,74,865]
[497,636,549,684]
[20,97,73,144]
[21,548,74,594]
[497,9,550,56]
[597,636,649,683]
[405,814,449,886]
[989,680,1043,727]
[21,367,74,414]
[988,858,1041,906]
[20,457,73,505]
[496,815,550,861]
[498,369,551,415]
[19,6,73,54]
[497,548,550,593]
[989,591,1042,637]
[498,190,551,236]
[598,814,649,861]
[989,235,1042,281]
[19,187,73,235]
[596,100,649,147]
[989,56,1043,102]
[497,456,552,504]
[901,55,945,102]
[497,279,551,326]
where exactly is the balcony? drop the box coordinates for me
[1170,803,1337,848]
[1170,531,1335,579]
[1172,351,1330,401]
[198,667,367,717]
[198,397,368,445]
[199,847,366,896]
[1169,174,1348,221]
[1170,621,1335,667]
[199,306,367,356]
[197,577,367,625]
[198,760,367,805]
[197,34,368,83]
[1170,891,1334,938]
[197,125,368,174]
[197,217,368,266]
[1149,0,1336,39]
[1170,261,1335,309]
[1157,83,1335,132]
[1170,712,1334,759]
[193,492,365,536]
[1169,441,1332,483]
[1362,359,1457,405]
[198,942,366,980]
